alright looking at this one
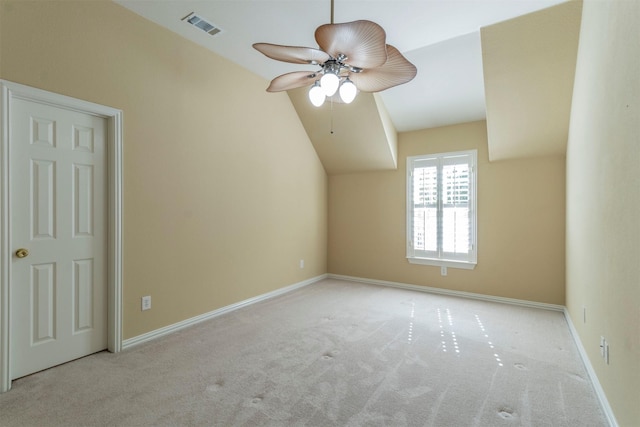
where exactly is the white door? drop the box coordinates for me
[10,98,107,379]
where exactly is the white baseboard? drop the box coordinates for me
[327,274,565,312]
[564,308,618,427]
[122,274,328,350]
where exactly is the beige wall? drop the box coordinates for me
[566,0,640,425]
[0,0,327,339]
[329,120,566,305]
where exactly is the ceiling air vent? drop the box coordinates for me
[182,12,222,37]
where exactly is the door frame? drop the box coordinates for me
[0,80,123,392]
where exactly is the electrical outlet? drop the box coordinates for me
[299,259,304,269]
[441,266,447,276]
[141,295,151,311]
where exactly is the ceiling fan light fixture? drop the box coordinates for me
[252,1,417,106]
[339,78,357,104]
[309,81,326,107]
[320,72,340,97]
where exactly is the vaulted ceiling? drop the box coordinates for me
[116,0,582,173]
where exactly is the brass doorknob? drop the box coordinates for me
[15,248,29,258]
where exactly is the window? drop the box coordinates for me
[407,150,477,269]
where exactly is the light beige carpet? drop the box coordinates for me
[0,279,607,426]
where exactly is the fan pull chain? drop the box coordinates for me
[330,96,334,135]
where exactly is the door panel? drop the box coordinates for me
[11,98,107,379]
[31,262,56,344]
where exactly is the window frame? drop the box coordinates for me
[406,149,477,270]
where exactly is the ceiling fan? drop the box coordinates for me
[252,0,417,107]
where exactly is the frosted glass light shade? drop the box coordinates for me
[309,82,325,107]
[320,72,339,97]
[339,79,357,104]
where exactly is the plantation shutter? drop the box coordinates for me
[441,155,472,258]
[411,158,438,257]
[407,150,476,266]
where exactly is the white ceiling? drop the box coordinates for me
[115,0,570,133]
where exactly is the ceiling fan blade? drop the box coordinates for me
[349,45,417,92]
[315,20,387,69]
[266,71,319,92]
[253,43,331,65]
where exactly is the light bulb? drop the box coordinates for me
[309,82,325,107]
[339,78,357,104]
[320,72,339,97]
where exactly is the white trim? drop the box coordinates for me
[0,83,10,393]
[564,308,618,427]
[122,274,328,350]
[407,257,476,270]
[107,102,123,354]
[327,274,565,311]
[0,80,123,392]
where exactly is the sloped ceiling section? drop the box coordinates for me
[288,88,398,174]
[481,1,583,161]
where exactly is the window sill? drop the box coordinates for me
[407,257,476,270]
